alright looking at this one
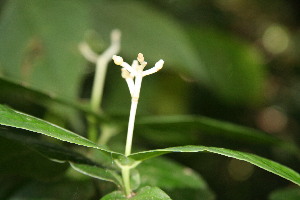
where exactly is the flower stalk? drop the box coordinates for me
[112,53,164,196]
[79,29,121,143]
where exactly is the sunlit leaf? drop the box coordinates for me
[129,145,300,186]
[135,115,300,156]
[0,104,121,157]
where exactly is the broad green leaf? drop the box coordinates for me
[0,77,96,116]
[0,104,121,157]
[0,0,89,100]
[0,177,28,199]
[138,157,208,189]
[70,162,140,191]
[129,145,300,186]
[188,28,265,104]
[135,115,300,156]
[92,1,208,82]
[70,162,123,187]
[7,179,95,200]
[0,129,96,165]
[269,187,300,200]
[0,134,67,179]
[101,186,172,200]
[130,169,141,191]
[166,188,215,200]
[137,157,215,200]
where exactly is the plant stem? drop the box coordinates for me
[90,58,108,113]
[98,124,118,145]
[80,30,121,143]
[125,73,143,156]
[123,69,143,197]
[125,100,138,156]
[87,115,98,143]
[112,53,163,197]
[88,57,108,143]
[122,166,131,197]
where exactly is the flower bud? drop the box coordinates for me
[112,55,123,65]
[155,59,164,70]
[137,53,144,63]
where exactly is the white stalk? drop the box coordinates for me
[112,53,164,196]
[80,29,121,142]
[79,42,98,63]
[112,53,163,156]
[91,30,121,112]
[143,59,164,76]
[121,68,134,96]
[125,72,143,156]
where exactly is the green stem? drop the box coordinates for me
[98,124,118,145]
[85,30,121,143]
[87,115,98,143]
[90,59,107,113]
[122,166,131,197]
[88,58,107,142]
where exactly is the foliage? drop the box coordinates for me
[1,0,300,199]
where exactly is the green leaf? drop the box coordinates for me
[70,162,123,187]
[138,157,208,189]
[135,115,300,156]
[0,129,95,165]
[0,77,97,116]
[129,145,300,186]
[137,157,215,200]
[7,179,95,200]
[0,133,67,179]
[0,76,104,134]
[269,187,300,200]
[0,104,121,157]
[130,169,141,191]
[188,28,265,104]
[92,1,207,82]
[101,186,172,200]
[0,0,89,100]
[166,188,215,200]
[0,177,28,199]
[70,163,140,191]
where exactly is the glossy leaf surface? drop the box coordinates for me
[129,145,300,186]
[135,115,300,156]
[0,104,121,156]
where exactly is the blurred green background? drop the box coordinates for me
[1,0,300,199]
